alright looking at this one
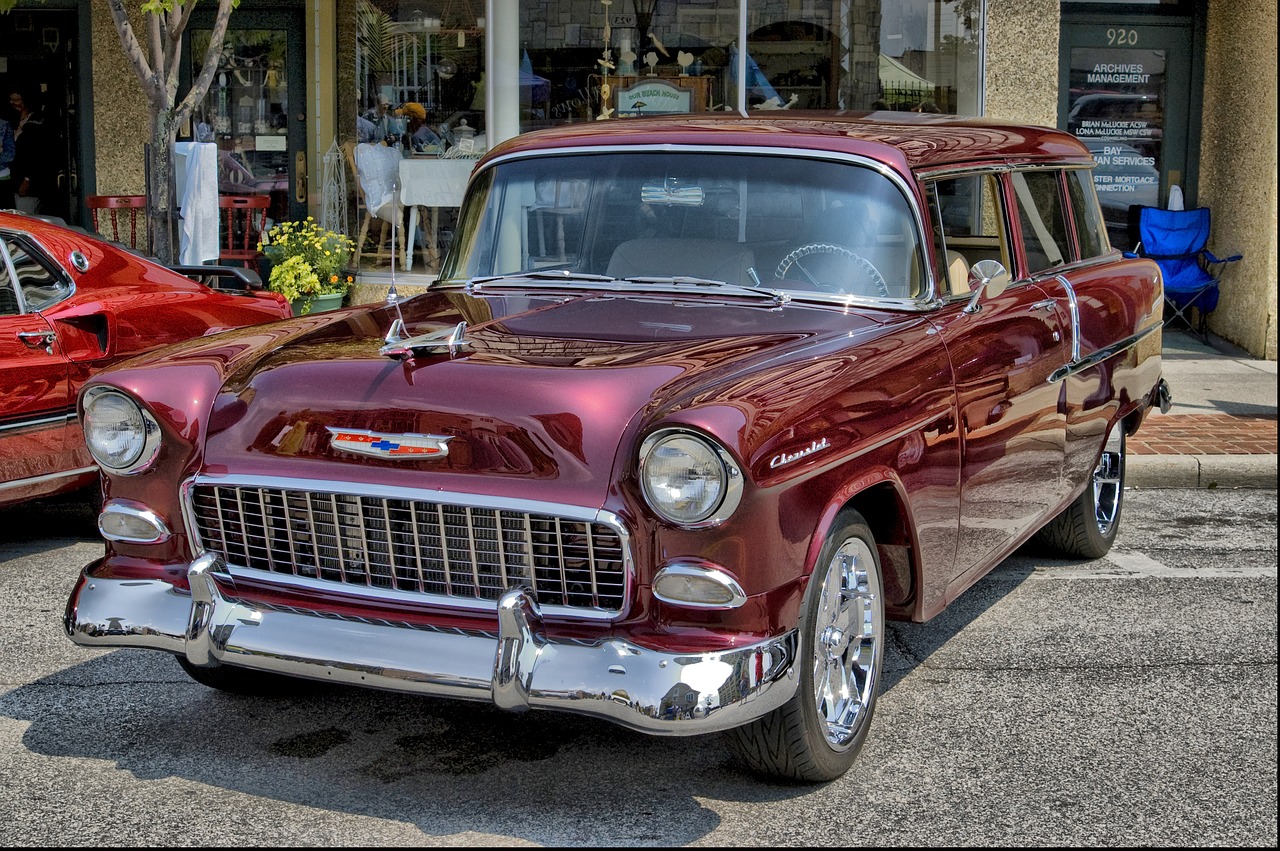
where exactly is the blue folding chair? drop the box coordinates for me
[1135,206,1242,343]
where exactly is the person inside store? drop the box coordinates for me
[0,113,14,210]
[8,87,50,214]
[363,94,400,144]
[396,102,443,154]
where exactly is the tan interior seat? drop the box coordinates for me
[946,249,971,296]
[606,238,758,287]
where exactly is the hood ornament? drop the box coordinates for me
[327,427,453,460]
[380,321,473,360]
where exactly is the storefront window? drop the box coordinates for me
[517,0,741,131]
[343,0,983,279]
[352,0,488,274]
[511,0,981,130]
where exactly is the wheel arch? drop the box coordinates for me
[806,474,919,619]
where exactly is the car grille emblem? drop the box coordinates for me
[326,428,453,460]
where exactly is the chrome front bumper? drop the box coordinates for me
[65,553,799,735]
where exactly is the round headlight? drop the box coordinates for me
[639,430,742,526]
[83,388,160,473]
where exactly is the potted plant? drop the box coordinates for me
[259,217,356,315]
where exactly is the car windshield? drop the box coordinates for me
[440,151,927,302]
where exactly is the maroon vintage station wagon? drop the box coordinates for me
[64,113,1171,782]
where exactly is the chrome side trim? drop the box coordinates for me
[0,464,97,493]
[0,410,77,434]
[1055,274,1083,364]
[67,564,801,737]
[1049,322,1163,384]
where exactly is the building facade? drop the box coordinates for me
[1,0,1274,358]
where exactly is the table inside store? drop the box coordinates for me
[399,156,474,271]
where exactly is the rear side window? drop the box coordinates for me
[1066,169,1111,259]
[1010,171,1070,274]
[1,235,72,312]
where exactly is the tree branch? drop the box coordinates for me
[176,0,235,122]
[106,0,158,100]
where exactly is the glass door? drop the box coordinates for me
[184,8,307,224]
[1059,19,1198,251]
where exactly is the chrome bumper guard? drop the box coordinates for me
[65,553,799,735]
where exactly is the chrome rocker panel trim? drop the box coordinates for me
[65,553,799,736]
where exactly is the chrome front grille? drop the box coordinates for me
[189,483,629,615]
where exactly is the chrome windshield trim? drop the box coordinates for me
[458,143,939,303]
[181,473,635,622]
[1049,322,1163,384]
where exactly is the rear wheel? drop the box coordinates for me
[726,509,885,782]
[1034,427,1126,558]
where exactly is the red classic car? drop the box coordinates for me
[1,211,291,509]
[63,114,1171,782]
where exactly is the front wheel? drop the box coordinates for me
[726,509,885,782]
[1034,427,1126,558]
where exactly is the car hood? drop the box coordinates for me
[178,289,885,507]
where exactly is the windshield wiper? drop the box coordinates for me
[469,270,617,287]
[621,275,790,304]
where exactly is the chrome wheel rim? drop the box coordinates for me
[1093,428,1125,536]
[810,536,883,749]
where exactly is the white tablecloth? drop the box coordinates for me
[398,157,473,208]
[398,157,475,270]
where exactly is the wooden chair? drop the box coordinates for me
[218,194,271,267]
[342,141,399,268]
[86,195,149,253]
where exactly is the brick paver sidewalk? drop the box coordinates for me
[1129,413,1278,455]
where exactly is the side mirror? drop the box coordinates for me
[963,259,1012,314]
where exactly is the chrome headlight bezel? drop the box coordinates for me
[81,386,162,475]
[638,428,743,528]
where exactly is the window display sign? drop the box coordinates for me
[1067,47,1165,242]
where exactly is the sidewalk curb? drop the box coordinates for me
[1127,454,1278,489]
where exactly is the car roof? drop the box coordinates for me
[481,111,1093,173]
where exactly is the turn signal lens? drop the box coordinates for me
[98,502,171,544]
[653,564,747,609]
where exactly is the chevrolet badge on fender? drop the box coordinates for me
[770,438,831,469]
[326,428,453,459]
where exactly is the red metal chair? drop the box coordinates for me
[86,195,149,253]
[218,194,271,267]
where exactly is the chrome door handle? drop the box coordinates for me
[17,330,56,354]
[1031,299,1057,312]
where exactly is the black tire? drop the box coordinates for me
[176,657,314,697]
[726,509,885,783]
[1034,428,1126,559]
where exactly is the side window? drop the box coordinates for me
[1066,169,1111,259]
[1010,171,1070,274]
[927,173,1011,298]
[2,236,71,312]
[0,243,19,316]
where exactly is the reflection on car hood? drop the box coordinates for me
[190,290,883,507]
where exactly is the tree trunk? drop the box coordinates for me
[148,110,182,264]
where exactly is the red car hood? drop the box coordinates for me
[184,289,883,507]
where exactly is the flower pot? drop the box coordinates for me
[290,292,346,315]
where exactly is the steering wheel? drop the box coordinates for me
[774,243,890,297]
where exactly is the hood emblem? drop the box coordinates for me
[326,428,453,460]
